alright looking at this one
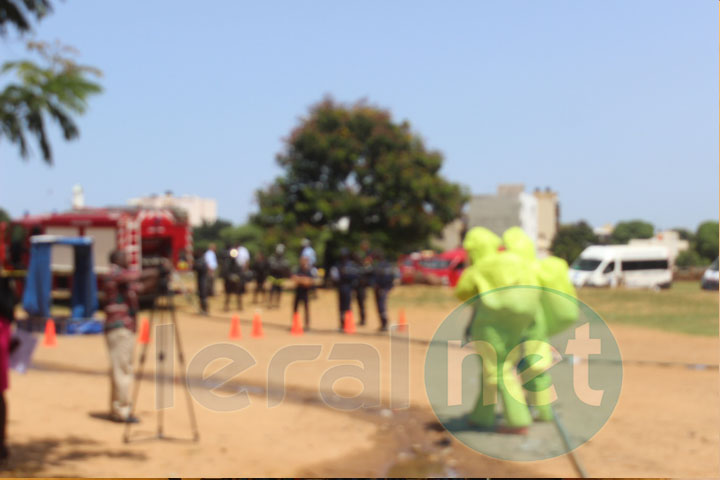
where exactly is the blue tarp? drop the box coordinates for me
[66,319,104,334]
[22,236,99,321]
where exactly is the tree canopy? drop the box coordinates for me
[610,220,654,244]
[218,223,264,255]
[695,221,718,262]
[550,221,598,263]
[1,1,102,164]
[672,227,694,242]
[192,219,233,252]
[0,0,51,35]
[252,97,467,258]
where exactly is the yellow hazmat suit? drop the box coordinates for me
[454,227,541,429]
[502,227,578,421]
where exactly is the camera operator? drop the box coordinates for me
[103,250,158,423]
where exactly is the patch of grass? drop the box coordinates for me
[390,281,718,337]
[388,285,458,308]
[578,281,718,337]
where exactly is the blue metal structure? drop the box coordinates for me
[22,235,99,321]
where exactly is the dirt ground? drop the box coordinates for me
[1,285,717,477]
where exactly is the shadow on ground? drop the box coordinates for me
[0,434,147,476]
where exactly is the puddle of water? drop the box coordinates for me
[385,452,457,477]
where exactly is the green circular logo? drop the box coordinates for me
[424,286,622,461]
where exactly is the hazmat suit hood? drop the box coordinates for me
[502,227,536,261]
[463,227,501,265]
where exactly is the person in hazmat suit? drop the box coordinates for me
[501,226,578,422]
[454,227,543,434]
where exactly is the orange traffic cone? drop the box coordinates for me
[397,308,407,332]
[251,311,264,338]
[290,312,303,336]
[343,310,356,334]
[43,318,57,347]
[137,316,150,344]
[229,314,242,340]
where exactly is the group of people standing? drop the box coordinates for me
[330,242,398,332]
[192,240,315,315]
[192,239,398,332]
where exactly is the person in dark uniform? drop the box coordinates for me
[291,255,317,329]
[331,248,359,331]
[268,244,290,309]
[372,249,397,332]
[251,251,269,304]
[193,249,209,315]
[222,247,244,311]
[322,238,339,289]
[353,241,373,326]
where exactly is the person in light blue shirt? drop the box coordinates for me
[300,238,317,299]
[203,244,218,296]
[300,238,316,267]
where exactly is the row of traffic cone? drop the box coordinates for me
[227,312,265,340]
[341,308,407,334]
[225,308,407,339]
[39,307,408,348]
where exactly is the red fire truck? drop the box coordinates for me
[0,206,193,301]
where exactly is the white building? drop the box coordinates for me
[466,184,539,248]
[593,224,614,243]
[629,230,689,265]
[433,184,563,255]
[128,192,217,227]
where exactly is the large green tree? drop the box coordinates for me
[218,223,264,255]
[610,220,654,244]
[675,249,705,268]
[550,221,598,263]
[252,97,468,257]
[192,219,233,252]
[0,0,51,34]
[1,1,102,164]
[672,227,694,242]
[695,221,718,262]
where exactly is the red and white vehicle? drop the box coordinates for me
[0,206,193,300]
[398,248,468,287]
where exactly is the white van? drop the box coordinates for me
[569,245,672,289]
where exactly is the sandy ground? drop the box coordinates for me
[0,285,717,477]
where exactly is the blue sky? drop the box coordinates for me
[0,0,717,231]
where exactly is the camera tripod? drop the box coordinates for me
[123,290,200,443]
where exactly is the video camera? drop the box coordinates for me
[142,256,173,296]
